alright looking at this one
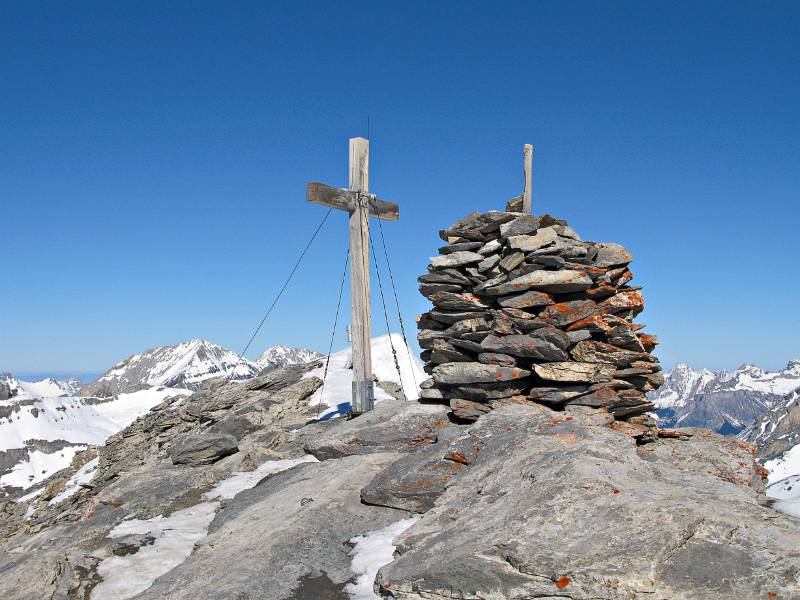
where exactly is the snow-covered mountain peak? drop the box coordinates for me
[737,363,767,378]
[80,339,260,397]
[651,363,716,409]
[785,359,800,373]
[255,346,323,371]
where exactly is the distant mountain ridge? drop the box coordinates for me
[79,339,259,397]
[648,360,800,435]
[255,346,322,370]
[0,373,79,399]
[79,339,324,397]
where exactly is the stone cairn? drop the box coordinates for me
[417,198,664,435]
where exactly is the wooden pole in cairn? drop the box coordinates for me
[523,143,533,215]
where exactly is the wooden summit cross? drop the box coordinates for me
[306,137,400,415]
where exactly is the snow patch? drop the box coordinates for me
[1,387,187,453]
[767,474,800,519]
[764,444,800,485]
[91,456,318,600]
[86,339,258,393]
[304,334,425,420]
[92,502,218,600]
[48,457,100,506]
[206,455,318,500]
[255,345,322,370]
[345,517,420,600]
[0,445,86,490]
[1,387,187,492]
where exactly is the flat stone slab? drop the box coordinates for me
[427,291,488,311]
[361,428,465,513]
[594,242,633,267]
[534,361,615,383]
[480,334,568,361]
[570,340,651,367]
[507,227,558,252]
[499,214,540,238]
[599,289,645,314]
[449,398,492,422]
[497,290,554,309]
[537,300,596,327]
[485,270,593,295]
[170,431,238,465]
[304,400,450,460]
[432,362,531,385]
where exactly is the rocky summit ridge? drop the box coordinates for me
[2,360,798,599]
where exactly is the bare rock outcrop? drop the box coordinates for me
[376,403,800,599]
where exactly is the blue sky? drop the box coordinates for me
[1,1,798,375]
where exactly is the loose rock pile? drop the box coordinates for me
[417,200,664,431]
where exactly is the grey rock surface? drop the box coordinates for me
[376,403,800,600]
[506,227,558,251]
[481,333,568,361]
[304,400,449,460]
[499,214,540,238]
[361,427,465,513]
[497,290,553,309]
[534,361,615,383]
[594,242,633,267]
[170,430,239,465]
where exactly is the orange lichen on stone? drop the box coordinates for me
[555,576,571,589]
[567,314,610,332]
[448,452,468,464]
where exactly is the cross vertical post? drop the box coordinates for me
[305,137,400,416]
[523,143,533,215]
[348,137,373,414]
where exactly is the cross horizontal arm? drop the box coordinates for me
[306,182,399,221]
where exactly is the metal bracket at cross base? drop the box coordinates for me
[352,380,374,414]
